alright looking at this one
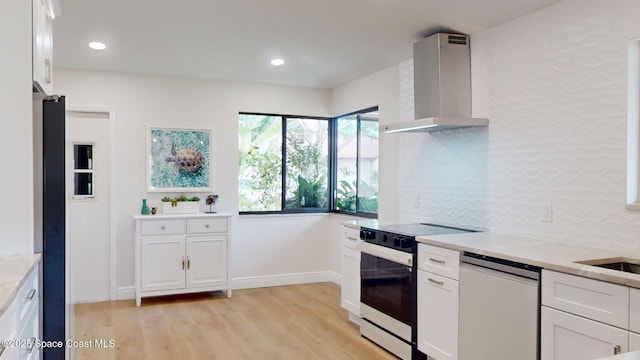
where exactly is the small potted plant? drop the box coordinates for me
[161,195,201,214]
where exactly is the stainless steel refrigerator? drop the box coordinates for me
[33,92,66,360]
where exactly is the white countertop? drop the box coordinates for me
[416,231,640,288]
[0,254,40,315]
[133,212,233,220]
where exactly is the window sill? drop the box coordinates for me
[239,212,330,219]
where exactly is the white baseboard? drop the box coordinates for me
[233,270,342,290]
[116,286,135,300]
[114,271,343,300]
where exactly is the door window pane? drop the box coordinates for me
[72,143,95,198]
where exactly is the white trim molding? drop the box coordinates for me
[66,106,119,300]
[232,271,341,290]
[627,40,640,210]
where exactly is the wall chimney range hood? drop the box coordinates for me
[384,33,488,133]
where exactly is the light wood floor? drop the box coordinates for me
[73,282,397,359]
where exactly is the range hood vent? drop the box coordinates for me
[385,33,488,133]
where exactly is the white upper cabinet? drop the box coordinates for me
[33,0,58,95]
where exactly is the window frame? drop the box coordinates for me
[238,107,379,218]
[331,106,379,219]
[238,112,331,215]
[71,142,95,200]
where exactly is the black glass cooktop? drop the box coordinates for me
[364,223,477,237]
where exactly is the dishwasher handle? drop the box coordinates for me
[461,252,540,280]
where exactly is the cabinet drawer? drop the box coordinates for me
[342,226,361,250]
[542,270,629,328]
[17,265,38,324]
[0,298,17,358]
[630,288,640,333]
[140,220,185,235]
[186,218,227,234]
[417,243,460,279]
[17,300,38,360]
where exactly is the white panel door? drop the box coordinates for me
[341,246,360,315]
[186,236,226,288]
[541,306,628,360]
[417,269,458,360]
[141,236,185,291]
[67,110,112,303]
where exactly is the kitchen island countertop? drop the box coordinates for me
[416,231,640,288]
[0,254,41,315]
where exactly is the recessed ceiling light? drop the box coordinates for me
[270,58,285,66]
[89,42,106,50]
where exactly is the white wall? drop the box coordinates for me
[397,0,640,249]
[54,69,333,299]
[331,65,400,223]
[0,0,34,254]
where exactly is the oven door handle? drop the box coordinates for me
[357,242,413,266]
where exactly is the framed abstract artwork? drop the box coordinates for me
[147,127,212,192]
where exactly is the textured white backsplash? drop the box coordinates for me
[397,0,640,250]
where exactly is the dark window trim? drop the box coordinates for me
[331,106,379,219]
[238,108,378,218]
[238,112,331,215]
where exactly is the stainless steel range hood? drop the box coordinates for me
[384,33,488,133]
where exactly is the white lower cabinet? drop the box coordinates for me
[340,225,361,321]
[416,243,460,360]
[0,263,39,360]
[341,246,360,316]
[541,306,628,360]
[135,214,232,306]
[417,270,458,360]
[541,270,640,360]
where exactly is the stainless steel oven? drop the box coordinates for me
[359,230,414,360]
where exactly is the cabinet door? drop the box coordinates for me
[341,246,360,315]
[186,236,227,288]
[417,269,458,360]
[541,306,628,360]
[141,236,185,292]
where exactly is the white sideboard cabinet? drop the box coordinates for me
[134,213,232,307]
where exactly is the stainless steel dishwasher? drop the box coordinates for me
[459,252,541,360]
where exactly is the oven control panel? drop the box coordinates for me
[360,228,414,253]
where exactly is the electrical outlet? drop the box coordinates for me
[543,203,553,223]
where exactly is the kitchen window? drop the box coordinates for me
[238,113,330,213]
[238,107,378,217]
[334,108,379,217]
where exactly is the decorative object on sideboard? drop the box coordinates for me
[160,195,201,214]
[205,194,219,213]
[140,198,151,215]
[151,207,157,215]
[147,127,212,192]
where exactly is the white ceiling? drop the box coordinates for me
[53,0,559,89]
